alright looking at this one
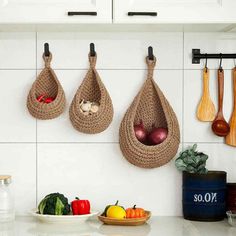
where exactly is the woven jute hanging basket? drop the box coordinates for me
[69,54,113,134]
[27,53,66,120]
[119,57,180,168]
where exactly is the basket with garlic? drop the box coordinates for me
[79,100,100,115]
[69,52,113,134]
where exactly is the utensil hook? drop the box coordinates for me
[44,43,50,57]
[90,43,96,57]
[219,54,223,71]
[205,54,208,72]
[148,46,154,60]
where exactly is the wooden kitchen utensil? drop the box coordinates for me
[197,67,216,121]
[225,67,236,146]
[212,68,230,137]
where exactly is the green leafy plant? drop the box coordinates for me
[175,144,208,174]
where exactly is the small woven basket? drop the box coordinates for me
[69,54,113,134]
[119,57,180,168]
[27,53,66,120]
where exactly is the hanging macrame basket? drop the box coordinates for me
[119,57,180,168]
[27,53,66,120]
[69,55,113,134]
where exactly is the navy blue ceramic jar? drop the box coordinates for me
[183,171,226,221]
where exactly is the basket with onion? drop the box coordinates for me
[119,56,180,168]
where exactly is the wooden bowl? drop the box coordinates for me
[98,211,151,226]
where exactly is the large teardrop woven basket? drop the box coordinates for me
[27,53,66,120]
[119,57,180,168]
[69,55,113,134]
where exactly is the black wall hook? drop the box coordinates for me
[148,46,154,60]
[205,54,208,72]
[44,43,50,57]
[219,53,223,71]
[90,43,96,57]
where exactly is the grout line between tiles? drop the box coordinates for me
[184,142,224,144]
[0,68,235,71]
[0,69,36,71]
[181,32,185,151]
[0,141,224,144]
[111,0,113,22]
[0,142,37,144]
[37,142,120,144]
[35,31,38,207]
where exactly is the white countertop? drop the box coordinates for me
[0,216,235,236]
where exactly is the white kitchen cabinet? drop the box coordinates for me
[0,0,111,23]
[114,0,236,24]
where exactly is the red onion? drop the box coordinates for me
[134,120,147,143]
[148,127,168,145]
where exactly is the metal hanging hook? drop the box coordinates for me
[148,46,154,61]
[219,53,223,71]
[205,53,208,72]
[44,43,50,57]
[90,43,96,57]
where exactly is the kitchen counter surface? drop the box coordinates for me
[0,216,235,236]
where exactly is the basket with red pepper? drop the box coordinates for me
[27,52,66,120]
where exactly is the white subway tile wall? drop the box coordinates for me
[0,32,235,216]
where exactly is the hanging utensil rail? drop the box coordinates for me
[192,49,236,64]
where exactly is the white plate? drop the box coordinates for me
[30,209,99,224]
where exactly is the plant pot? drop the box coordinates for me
[227,183,236,212]
[182,171,227,221]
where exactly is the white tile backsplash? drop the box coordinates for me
[0,144,36,215]
[184,69,233,143]
[0,70,36,142]
[0,32,36,69]
[184,33,236,69]
[0,32,236,216]
[37,32,183,69]
[185,143,236,182]
[37,144,182,216]
[37,69,182,143]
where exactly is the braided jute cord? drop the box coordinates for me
[69,54,114,134]
[119,56,180,168]
[27,53,66,120]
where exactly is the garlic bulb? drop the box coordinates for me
[80,101,92,112]
[90,102,99,113]
[79,100,100,115]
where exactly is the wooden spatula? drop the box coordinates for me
[197,67,216,121]
[225,67,236,146]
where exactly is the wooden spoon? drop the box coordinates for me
[225,68,236,146]
[197,67,216,121]
[212,68,230,137]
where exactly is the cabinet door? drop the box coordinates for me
[0,0,111,23]
[114,0,236,23]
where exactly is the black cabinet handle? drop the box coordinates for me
[128,12,157,16]
[68,11,97,16]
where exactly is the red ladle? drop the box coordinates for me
[212,68,230,137]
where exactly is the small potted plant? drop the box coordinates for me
[175,144,227,222]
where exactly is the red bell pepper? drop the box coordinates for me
[37,94,46,102]
[71,197,90,215]
[44,97,55,104]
